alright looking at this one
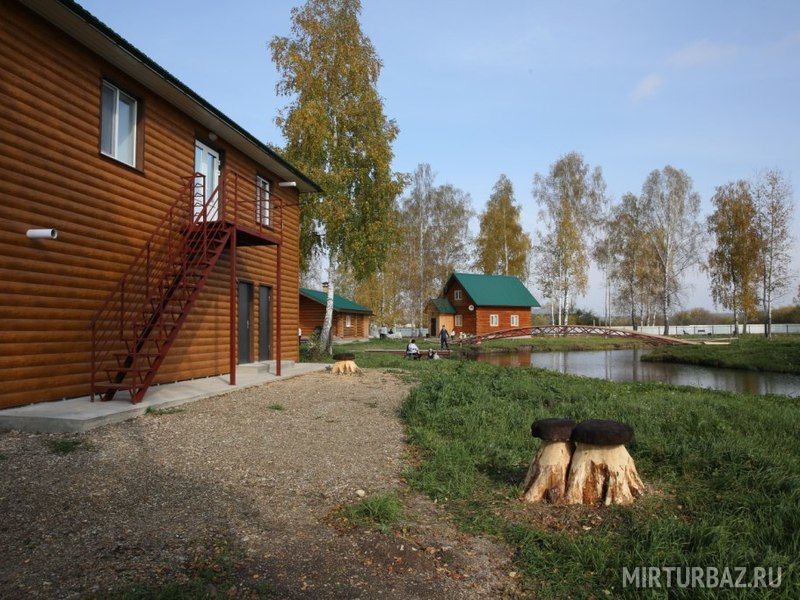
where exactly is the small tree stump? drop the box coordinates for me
[564,420,644,506]
[522,418,576,504]
[331,352,360,375]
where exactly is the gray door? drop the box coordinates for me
[259,285,272,361]
[238,281,252,364]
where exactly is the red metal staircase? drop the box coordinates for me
[90,174,239,403]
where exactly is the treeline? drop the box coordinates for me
[322,156,797,338]
[593,166,795,336]
[329,164,533,327]
[269,0,795,350]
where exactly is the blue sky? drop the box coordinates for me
[80,0,800,312]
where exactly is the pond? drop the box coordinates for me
[474,348,800,397]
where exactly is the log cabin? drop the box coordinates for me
[299,287,372,340]
[425,273,540,337]
[0,0,321,408]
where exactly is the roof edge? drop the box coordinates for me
[22,0,322,194]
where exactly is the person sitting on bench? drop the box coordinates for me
[406,339,421,359]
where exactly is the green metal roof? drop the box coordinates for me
[300,288,373,314]
[449,272,540,308]
[430,297,456,314]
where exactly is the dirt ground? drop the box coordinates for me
[0,370,516,599]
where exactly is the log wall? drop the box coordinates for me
[0,1,300,408]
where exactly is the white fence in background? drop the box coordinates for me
[614,324,800,336]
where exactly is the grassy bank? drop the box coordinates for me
[354,351,800,598]
[643,335,800,375]
[322,334,648,355]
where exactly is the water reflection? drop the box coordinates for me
[475,349,800,397]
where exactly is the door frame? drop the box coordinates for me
[193,138,222,218]
[237,279,254,364]
[259,284,273,361]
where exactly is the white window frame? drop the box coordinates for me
[101,80,138,167]
[510,314,519,327]
[454,289,463,301]
[256,175,270,226]
[490,314,499,327]
[454,314,463,327]
[345,314,352,328]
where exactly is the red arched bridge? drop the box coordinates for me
[458,325,698,347]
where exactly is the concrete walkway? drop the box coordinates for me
[0,361,329,433]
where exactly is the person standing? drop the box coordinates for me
[439,325,449,350]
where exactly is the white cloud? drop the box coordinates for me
[631,73,664,103]
[667,40,738,68]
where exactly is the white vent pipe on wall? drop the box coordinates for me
[26,228,58,240]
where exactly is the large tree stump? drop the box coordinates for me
[564,420,644,506]
[522,418,576,504]
[331,352,360,375]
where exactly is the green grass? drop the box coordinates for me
[355,352,800,598]
[338,493,404,534]
[267,403,285,411]
[644,335,800,375]
[324,335,647,356]
[465,335,648,352]
[145,406,184,416]
[46,438,93,455]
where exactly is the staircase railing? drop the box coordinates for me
[90,172,224,400]
[89,169,288,401]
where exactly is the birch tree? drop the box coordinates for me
[401,164,473,327]
[753,169,794,338]
[533,153,606,326]
[475,175,531,279]
[639,166,702,335]
[706,180,761,335]
[271,0,402,352]
[606,193,646,328]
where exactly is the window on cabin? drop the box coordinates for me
[256,175,270,226]
[510,314,519,326]
[454,289,462,301]
[454,315,463,327]
[101,81,138,167]
[345,315,352,328]
[490,314,499,327]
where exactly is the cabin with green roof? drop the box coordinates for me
[299,286,373,340]
[425,273,540,337]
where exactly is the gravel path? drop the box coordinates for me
[0,370,514,598]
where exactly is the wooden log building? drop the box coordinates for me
[299,287,372,340]
[0,0,320,408]
[425,273,540,337]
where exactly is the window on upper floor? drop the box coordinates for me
[454,289,463,301]
[100,80,139,167]
[256,175,271,226]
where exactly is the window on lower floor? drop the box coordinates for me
[345,315,352,328]
[101,80,138,167]
[490,314,499,327]
[510,314,519,327]
[454,314,463,327]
